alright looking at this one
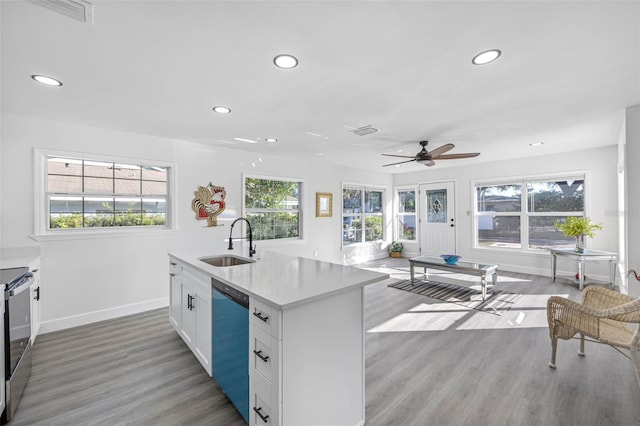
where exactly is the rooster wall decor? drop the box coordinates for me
[192,183,226,227]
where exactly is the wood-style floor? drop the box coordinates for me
[10,259,640,425]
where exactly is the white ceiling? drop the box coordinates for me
[2,1,639,173]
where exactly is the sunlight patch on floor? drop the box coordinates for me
[367,293,569,333]
[367,302,470,332]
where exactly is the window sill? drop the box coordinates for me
[31,227,176,242]
[472,245,555,256]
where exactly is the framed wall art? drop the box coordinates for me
[316,192,333,218]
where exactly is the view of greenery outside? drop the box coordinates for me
[50,202,166,228]
[245,178,301,241]
[46,155,169,230]
[476,178,584,249]
[343,186,384,245]
[397,189,416,240]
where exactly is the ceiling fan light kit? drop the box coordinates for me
[382,140,480,167]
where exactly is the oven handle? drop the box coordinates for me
[8,273,34,297]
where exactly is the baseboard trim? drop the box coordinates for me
[39,297,169,334]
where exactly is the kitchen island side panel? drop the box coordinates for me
[281,287,365,426]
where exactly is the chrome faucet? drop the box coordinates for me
[228,217,256,257]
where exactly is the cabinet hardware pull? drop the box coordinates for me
[34,287,40,301]
[170,262,177,266]
[31,268,39,273]
[253,349,269,363]
[253,311,269,322]
[253,406,269,423]
[170,273,176,277]
[187,294,194,310]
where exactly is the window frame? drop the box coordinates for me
[472,172,588,252]
[242,174,304,243]
[342,182,386,247]
[394,186,417,242]
[33,148,176,240]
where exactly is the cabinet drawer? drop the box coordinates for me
[252,327,279,383]
[252,370,278,426]
[250,298,280,338]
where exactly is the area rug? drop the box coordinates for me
[388,279,516,315]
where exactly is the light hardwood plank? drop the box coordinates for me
[9,260,640,425]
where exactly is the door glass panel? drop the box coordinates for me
[426,189,447,223]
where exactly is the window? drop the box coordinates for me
[342,185,384,245]
[43,153,171,232]
[244,177,302,241]
[475,176,585,250]
[396,189,416,241]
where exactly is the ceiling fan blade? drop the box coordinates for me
[434,152,480,160]
[382,159,417,167]
[426,143,455,157]
[381,154,417,159]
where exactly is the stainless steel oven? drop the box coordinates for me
[1,267,34,424]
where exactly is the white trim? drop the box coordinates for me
[39,297,169,334]
[471,172,589,252]
[33,148,176,238]
[242,173,304,241]
[393,185,418,243]
[30,228,177,242]
[341,182,387,248]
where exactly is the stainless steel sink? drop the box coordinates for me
[199,255,255,267]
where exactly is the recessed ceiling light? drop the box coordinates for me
[472,49,501,65]
[234,137,258,144]
[265,138,278,143]
[529,142,544,147]
[31,74,62,86]
[274,54,298,69]
[213,106,231,114]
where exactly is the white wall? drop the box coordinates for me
[625,105,640,296]
[0,113,392,332]
[393,145,619,280]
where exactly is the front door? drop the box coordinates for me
[420,181,456,256]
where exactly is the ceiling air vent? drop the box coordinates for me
[28,0,93,23]
[350,125,380,136]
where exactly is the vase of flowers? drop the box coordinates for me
[387,241,404,258]
[555,216,603,253]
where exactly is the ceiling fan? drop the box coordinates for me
[382,141,480,167]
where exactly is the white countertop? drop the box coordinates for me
[0,246,41,269]
[169,249,389,310]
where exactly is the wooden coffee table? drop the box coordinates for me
[408,256,499,301]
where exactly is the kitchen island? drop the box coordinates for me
[168,249,388,426]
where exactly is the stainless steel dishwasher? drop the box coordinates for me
[211,278,249,423]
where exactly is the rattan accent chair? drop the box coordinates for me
[547,286,640,384]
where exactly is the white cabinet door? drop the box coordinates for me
[180,282,196,347]
[169,258,212,375]
[169,275,181,330]
[1,290,5,414]
[29,257,41,343]
[194,292,211,374]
